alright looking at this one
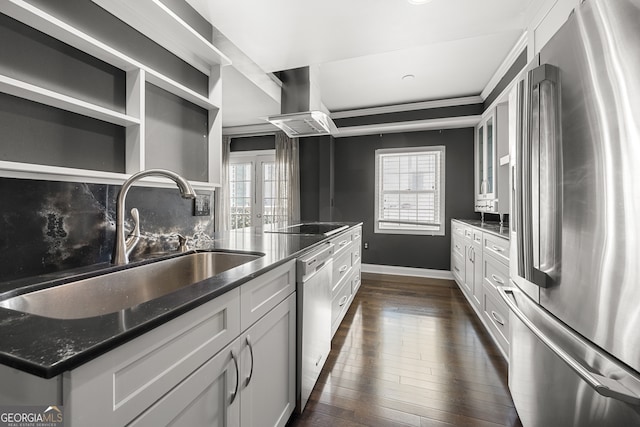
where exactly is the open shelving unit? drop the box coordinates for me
[0,0,231,190]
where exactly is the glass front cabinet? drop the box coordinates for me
[475,110,497,208]
[474,103,509,216]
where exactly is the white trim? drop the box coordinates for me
[481,32,528,101]
[91,0,231,74]
[330,96,483,119]
[229,149,276,158]
[0,74,140,127]
[334,115,481,138]
[0,161,218,191]
[361,264,454,281]
[223,123,279,137]
[374,146,446,236]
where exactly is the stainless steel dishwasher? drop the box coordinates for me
[296,242,334,412]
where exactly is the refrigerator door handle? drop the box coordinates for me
[498,287,640,406]
[533,64,561,288]
[521,64,561,288]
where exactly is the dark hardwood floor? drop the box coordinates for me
[288,277,522,427]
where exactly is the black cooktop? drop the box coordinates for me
[268,223,348,236]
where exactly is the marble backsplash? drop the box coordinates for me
[0,177,214,284]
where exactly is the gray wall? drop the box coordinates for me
[299,136,334,221]
[332,129,478,270]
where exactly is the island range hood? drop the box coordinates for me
[266,66,337,138]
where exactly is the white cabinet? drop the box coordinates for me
[239,294,296,427]
[451,220,510,360]
[476,110,497,204]
[329,226,362,338]
[465,230,483,309]
[475,104,509,215]
[128,340,241,427]
[133,293,296,427]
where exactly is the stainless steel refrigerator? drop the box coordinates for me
[501,0,640,425]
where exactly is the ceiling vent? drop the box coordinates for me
[266,66,337,137]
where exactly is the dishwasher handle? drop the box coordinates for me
[298,243,334,277]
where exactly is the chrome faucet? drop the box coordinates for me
[114,169,196,265]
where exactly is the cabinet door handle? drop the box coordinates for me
[339,295,349,307]
[339,265,349,273]
[339,240,348,247]
[229,349,239,405]
[245,336,254,387]
[491,310,505,326]
[491,274,505,285]
[454,266,460,272]
[491,244,505,253]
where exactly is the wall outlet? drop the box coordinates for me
[364,242,369,249]
[193,194,211,216]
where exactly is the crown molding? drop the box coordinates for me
[330,96,483,119]
[481,32,528,101]
[333,115,481,138]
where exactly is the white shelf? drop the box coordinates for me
[91,0,231,75]
[0,0,221,110]
[0,161,218,191]
[0,74,140,126]
[0,0,138,72]
[145,69,216,110]
[0,0,223,189]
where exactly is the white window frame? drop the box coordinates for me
[374,146,446,236]
[229,150,276,229]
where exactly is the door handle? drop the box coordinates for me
[498,287,640,406]
[491,274,505,285]
[491,310,505,326]
[229,349,239,405]
[518,62,560,288]
[245,336,254,387]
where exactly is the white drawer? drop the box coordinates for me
[452,235,465,259]
[482,282,509,356]
[451,251,465,285]
[332,248,352,293]
[351,264,362,295]
[331,272,352,336]
[483,253,509,289]
[483,233,510,265]
[352,226,362,242]
[452,220,466,237]
[240,260,296,331]
[331,230,353,258]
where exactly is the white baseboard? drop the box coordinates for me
[361,264,454,281]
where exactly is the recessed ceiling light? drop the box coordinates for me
[402,74,415,81]
[407,0,433,5]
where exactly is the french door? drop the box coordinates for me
[229,151,276,229]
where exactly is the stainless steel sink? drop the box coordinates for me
[0,251,262,319]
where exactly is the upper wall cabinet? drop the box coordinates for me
[475,103,509,217]
[0,0,230,190]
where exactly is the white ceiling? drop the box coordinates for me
[186,0,538,127]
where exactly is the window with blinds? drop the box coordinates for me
[374,146,446,235]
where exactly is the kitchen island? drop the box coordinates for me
[0,222,362,426]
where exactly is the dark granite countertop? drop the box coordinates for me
[452,218,510,239]
[0,222,361,379]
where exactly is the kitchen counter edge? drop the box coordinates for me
[0,223,362,379]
